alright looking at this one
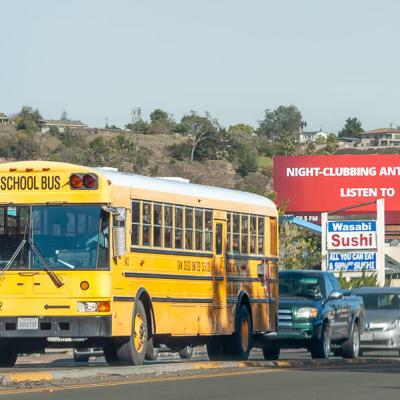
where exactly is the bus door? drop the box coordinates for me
[212,218,229,333]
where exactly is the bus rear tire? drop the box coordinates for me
[116,300,148,365]
[0,348,18,367]
[224,305,253,360]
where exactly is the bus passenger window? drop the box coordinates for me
[131,201,140,246]
[174,206,183,249]
[250,215,257,253]
[227,213,231,252]
[258,217,265,254]
[232,213,240,254]
[195,209,204,251]
[215,223,223,255]
[164,205,173,248]
[205,210,213,251]
[153,203,162,247]
[241,214,249,254]
[142,202,152,246]
[185,207,193,250]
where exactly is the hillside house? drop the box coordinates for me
[39,119,88,133]
[359,128,400,148]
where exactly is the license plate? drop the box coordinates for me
[17,317,39,330]
[361,332,374,341]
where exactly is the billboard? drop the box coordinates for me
[274,154,400,224]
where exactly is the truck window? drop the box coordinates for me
[329,274,341,291]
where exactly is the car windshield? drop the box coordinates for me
[279,273,323,299]
[0,205,109,270]
[360,293,400,310]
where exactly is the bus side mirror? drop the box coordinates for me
[113,226,126,257]
[113,207,126,257]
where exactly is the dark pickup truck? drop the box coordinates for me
[263,270,365,360]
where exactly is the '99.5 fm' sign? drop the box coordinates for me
[327,220,377,250]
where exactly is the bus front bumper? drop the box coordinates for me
[0,316,112,338]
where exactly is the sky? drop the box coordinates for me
[1,0,399,132]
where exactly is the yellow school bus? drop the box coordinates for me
[0,161,278,366]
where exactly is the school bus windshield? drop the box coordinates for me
[0,205,109,270]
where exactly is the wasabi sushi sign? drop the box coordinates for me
[327,220,377,250]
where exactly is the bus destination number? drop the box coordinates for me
[177,260,211,273]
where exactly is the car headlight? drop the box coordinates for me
[384,319,400,331]
[295,307,318,319]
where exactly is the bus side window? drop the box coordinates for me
[250,215,256,254]
[195,208,204,251]
[153,203,162,247]
[241,214,249,254]
[205,210,213,251]
[258,216,265,254]
[174,206,183,249]
[232,213,240,254]
[131,201,140,246]
[185,207,193,250]
[215,223,223,255]
[142,202,152,246]
[164,205,173,248]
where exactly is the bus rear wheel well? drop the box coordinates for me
[237,292,252,331]
[136,289,155,338]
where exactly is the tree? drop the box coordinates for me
[279,222,321,270]
[125,107,150,135]
[15,106,41,133]
[228,123,254,137]
[149,108,176,135]
[257,105,306,142]
[179,111,225,161]
[338,117,364,139]
[228,124,258,176]
[322,134,338,154]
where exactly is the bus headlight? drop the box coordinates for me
[77,301,110,313]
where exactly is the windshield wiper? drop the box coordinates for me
[29,239,64,288]
[0,239,27,281]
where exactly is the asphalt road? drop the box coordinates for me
[1,360,400,400]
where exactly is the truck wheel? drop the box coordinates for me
[179,346,193,360]
[262,346,280,360]
[116,300,148,365]
[342,322,360,359]
[332,347,342,357]
[311,322,331,359]
[0,348,18,367]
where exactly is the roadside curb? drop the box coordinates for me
[1,357,398,385]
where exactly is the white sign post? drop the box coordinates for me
[321,199,385,287]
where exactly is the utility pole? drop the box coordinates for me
[105,117,109,129]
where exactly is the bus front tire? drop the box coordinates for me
[0,348,18,367]
[116,300,148,365]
